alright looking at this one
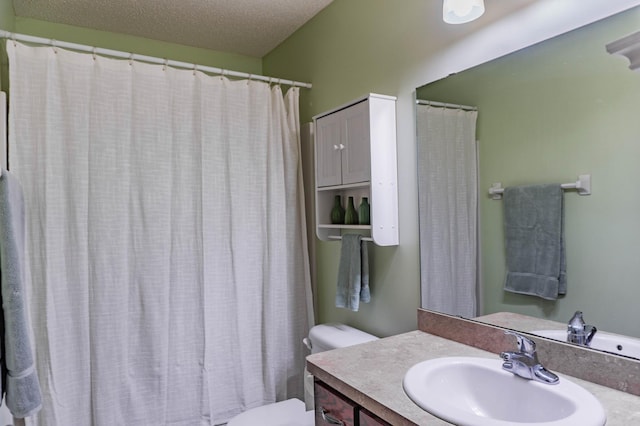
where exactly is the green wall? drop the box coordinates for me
[3,0,474,338]
[1,15,262,82]
[4,1,639,339]
[265,1,640,338]
[0,0,15,91]
[0,0,14,31]
[264,0,452,337]
[417,9,640,338]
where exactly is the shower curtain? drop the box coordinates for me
[416,104,478,318]
[6,41,312,426]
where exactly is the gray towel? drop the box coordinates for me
[503,184,566,300]
[335,234,370,312]
[0,171,42,417]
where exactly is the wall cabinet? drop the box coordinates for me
[313,94,398,246]
[314,379,390,426]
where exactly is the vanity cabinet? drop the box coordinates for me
[314,379,390,426]
[313,93,398,246]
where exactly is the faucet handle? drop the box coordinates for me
[568,311,586,332]
[504,330,536,355]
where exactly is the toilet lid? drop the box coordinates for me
[227,398,314,426]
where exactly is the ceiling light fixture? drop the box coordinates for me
[443,0,485,24]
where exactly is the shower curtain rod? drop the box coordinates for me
[0,30,313,89]
[416,99,477,111]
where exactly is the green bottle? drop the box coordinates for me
[358,197,370,225]
[330,195,345,224]
[344,196,359,225]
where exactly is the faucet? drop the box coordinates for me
[500,330,559,385]
[567,311,597,347]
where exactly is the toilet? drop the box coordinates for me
[227,323,378,426]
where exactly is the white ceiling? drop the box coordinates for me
[11,0,335,57]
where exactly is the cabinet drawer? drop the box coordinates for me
[315,380,357,426]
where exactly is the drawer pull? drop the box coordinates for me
[321,407,344,425]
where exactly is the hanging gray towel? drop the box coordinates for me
[335,234,370,312]
[503,184,566,300]
[0,171,42,417]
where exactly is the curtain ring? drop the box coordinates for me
[163,59,168,71]
[92,47,97,61]
[220,69,226,80]
[247,74,252,85]
[128,53,134,66]
[193,64,198,76]
[51,39,58,54]
[10,33,16,47]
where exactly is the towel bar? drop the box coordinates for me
[489,174,591,200]
[328,235,374,242]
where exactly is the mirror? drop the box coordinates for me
[416,7,640,357]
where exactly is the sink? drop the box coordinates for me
[533,329,640,358]
[403,357,605,426]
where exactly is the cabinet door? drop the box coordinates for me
[315,380,356,426]
[341,100,371,185]
[359,409,391,426]
[316,112,343,187]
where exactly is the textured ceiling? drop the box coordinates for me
[11,0,334,57]
[11,0,635,60]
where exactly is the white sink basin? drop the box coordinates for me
[403,357,606,426]
[533,329,640,358]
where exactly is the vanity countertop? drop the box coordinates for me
[475,311,566,333]
[306,330,640,425]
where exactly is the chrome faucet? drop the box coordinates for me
[500,330,559,385]
[567,311,597,347]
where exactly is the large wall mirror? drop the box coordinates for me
[416,7,640,357]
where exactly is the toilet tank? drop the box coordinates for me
[307,323,378,354]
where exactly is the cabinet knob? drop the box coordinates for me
[333,144,340,150]
[339,144,345,150]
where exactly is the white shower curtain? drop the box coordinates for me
[417,104,478,318]
[7,41,312,426]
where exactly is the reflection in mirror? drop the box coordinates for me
[477,311,640,360]
[416,101,479,318]
[416,6,640,357]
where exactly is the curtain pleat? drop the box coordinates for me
[417,104,478,318]
[7,40,312,426]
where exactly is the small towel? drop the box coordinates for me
[335,234,370,312]
[0,171,42,417]
[503,184,566,300]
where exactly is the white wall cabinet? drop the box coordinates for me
[313,93,398,246]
